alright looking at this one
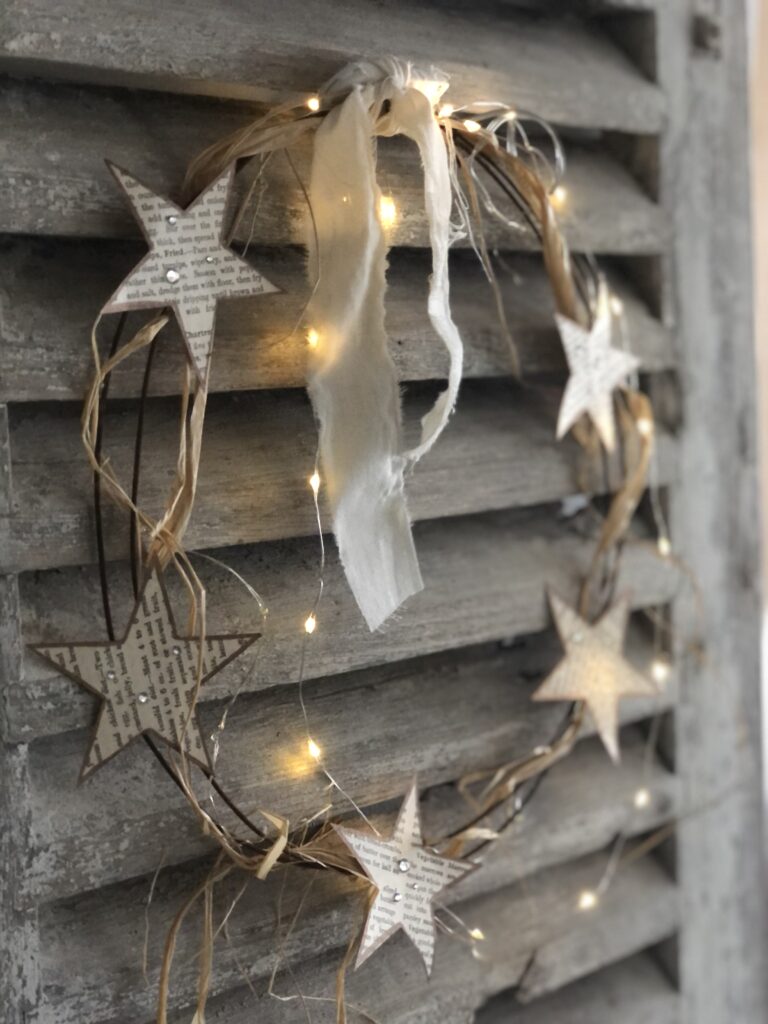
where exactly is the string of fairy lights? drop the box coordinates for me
[46,67,693,1018]
[288,90,676,924]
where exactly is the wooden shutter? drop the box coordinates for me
[0,2,765,1021]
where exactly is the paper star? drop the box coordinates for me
[532,591,658,762]
[555,305,639,451]
[103,162,278,381]
[336,781,472,973]
[32,569,259,779]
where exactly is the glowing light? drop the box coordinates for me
[636,416,654,438]
[651,657,671,685]
[304,614,317,635]
[578,889,598,911]
[309,470,321,494]
[306,327,320,349]
[610,295,624,315]
[439,103,455,118]
[469,927,485,941]
[462,118,482,133]
[505,108,518,122]
[634,787,652,810]
[412,79,446,107]
[550,185,568,209]
[306,95,321,112]
[378,195,397,229]
[307,737,322,761]
[657,535,672,558]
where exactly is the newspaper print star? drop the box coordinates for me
[555,307,639,450]
[532,591,658,762]
[32,569,259,778]
[336,781,472,973]
[103,162,278,381]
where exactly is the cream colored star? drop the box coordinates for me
[103,163,278,382]
[555,306,639,450]
[336,782,472,974]
[532,591,658,762]
[32,570,259,778]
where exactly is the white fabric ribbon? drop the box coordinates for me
[306,60,463,630]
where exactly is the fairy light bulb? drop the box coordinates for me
[469,927,485,941]
[378,195,397,229]
[550,185,568,209]
[306,327,320,349]
[634,787,651,810]
[657,535,672,558]
[462,118,482,133]
[309,471,321,495]
[304,613,317,635]
[306,95,320,112]
[307,737,322,761]
[578,889,598,911]
[438,102,455,118]
[651,657,671,685]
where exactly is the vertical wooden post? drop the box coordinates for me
[659,3,768,1020]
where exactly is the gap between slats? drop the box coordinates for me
[475,950,679,1024]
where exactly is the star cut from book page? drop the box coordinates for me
[555,303,639,451]
[336,781,472,974]
[532,591,659,763]
[102,162,278,382]
[31,569,260,779]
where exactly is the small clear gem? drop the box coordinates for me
[392,891,403,903]
[172,645,181,656]
[205,255,214,263]
[397,858,410,873]
[411,882,420,890]
[106,670,116,680]
[166,215,178,225]
[137,693,149,704]
[165,269,180,284]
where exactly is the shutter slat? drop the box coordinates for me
[1,383,678,573]
[25,661,676,901]
[0,78,665,252]
[0,2,665,131]
[36,846,678,1024]
[0,239,672,403]
[477,953,679,1024]
[12,511,679,743]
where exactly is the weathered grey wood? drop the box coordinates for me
[0,238,673,402]
[477,953,680,1023]
[180,944,678,1024]
[0,78,666,253]
[35,845,677,1024]
[24,629,676,902]
[656,4,768,1022]
[12,510,680,742]
[8,4,768,1020]
[0,382,678,573]
[0,1,665,132]
[0,572,42,1024]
